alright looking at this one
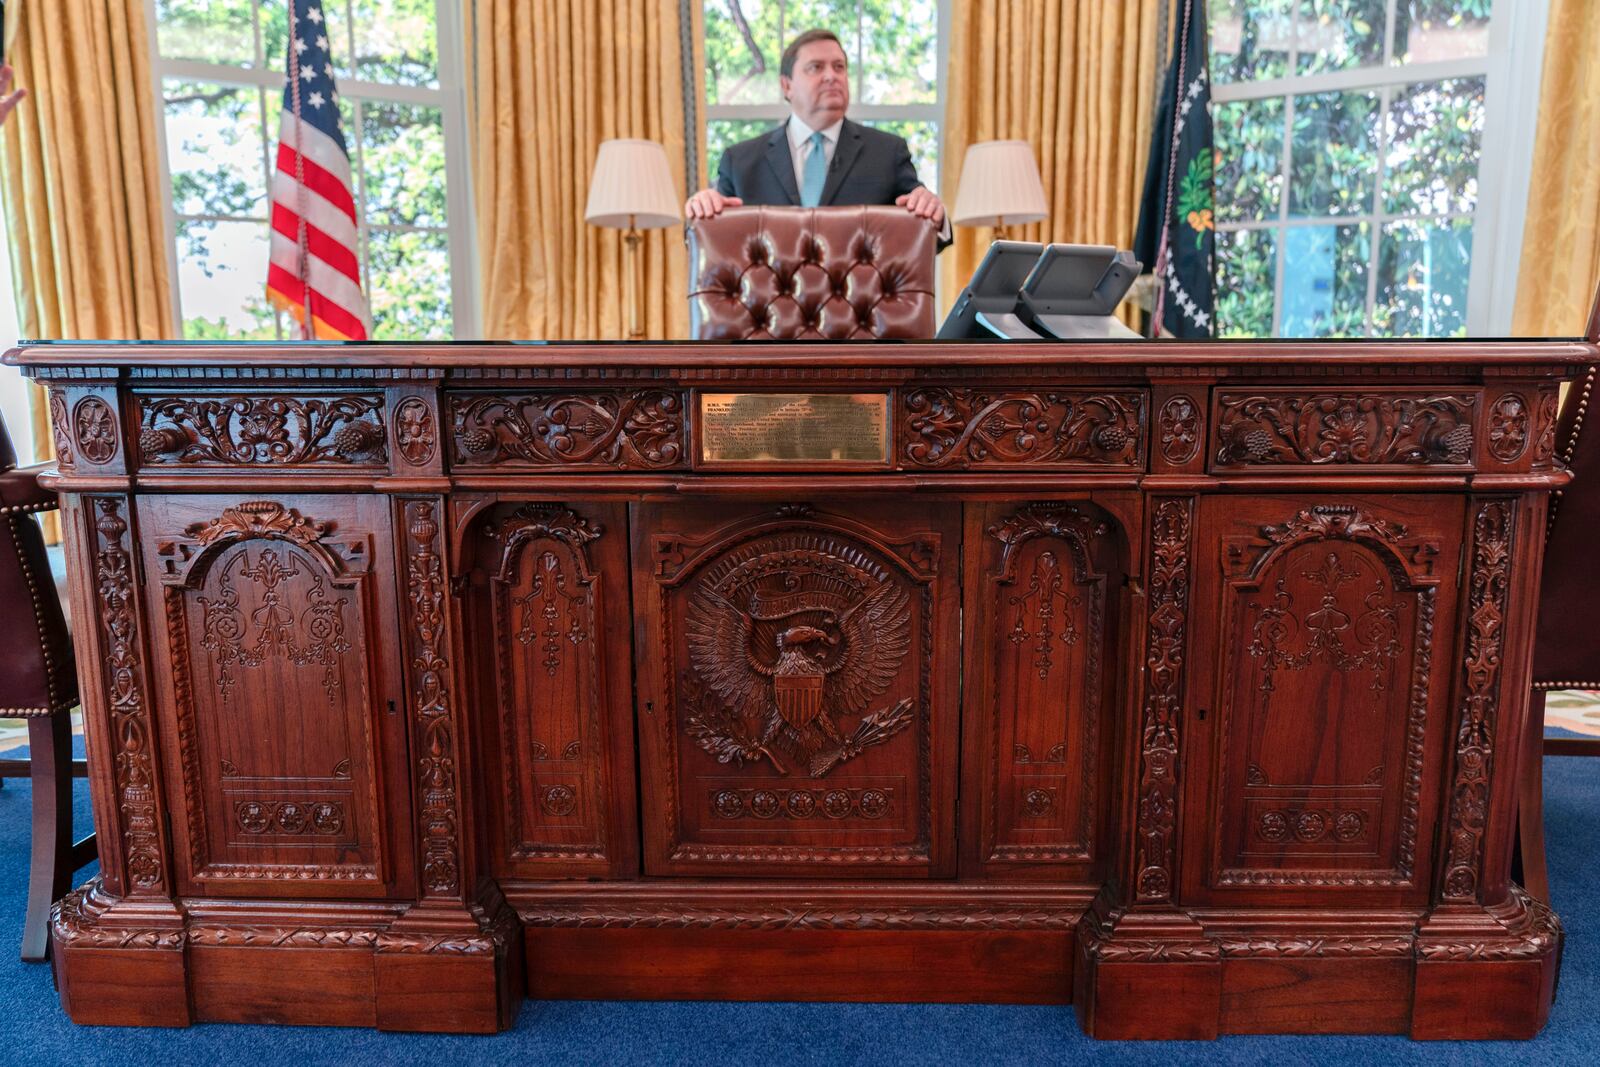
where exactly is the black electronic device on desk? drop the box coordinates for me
[935,240,1043,340]
[937,241,1143,340]
[1019,244,1142,339]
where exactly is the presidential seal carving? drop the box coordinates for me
[682,533,914,778]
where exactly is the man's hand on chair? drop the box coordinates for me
[685,188,744,220]
[895,186,945,227]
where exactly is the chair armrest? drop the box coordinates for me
[0,462,60,514]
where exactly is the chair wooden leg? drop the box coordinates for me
[1518,691,1552,906]
[23,714,73,963]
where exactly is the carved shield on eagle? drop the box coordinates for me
[683,544,915,778]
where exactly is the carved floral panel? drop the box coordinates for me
[1213,391,1477,469]
[900,388,1145,469]
[138,394,387,466]
[450,390,686,468]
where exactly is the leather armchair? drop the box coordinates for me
[687,206,936,340]
[0,415,92,961]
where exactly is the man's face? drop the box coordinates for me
[781,39,850,128]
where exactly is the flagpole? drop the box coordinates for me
[1150,0,1196,339]
[288,0,313,340]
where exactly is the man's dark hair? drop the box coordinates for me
[780,29,845,79]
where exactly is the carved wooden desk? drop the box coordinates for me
[9,339,1586,1039]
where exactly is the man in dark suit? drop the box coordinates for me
[684,29,949,247]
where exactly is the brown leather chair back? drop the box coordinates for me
[0,413,76,718]
[1534,365,1600,688]
[688,206,935,340]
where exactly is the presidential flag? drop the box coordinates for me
[265,0,370,340]
[1134,0,1215,339]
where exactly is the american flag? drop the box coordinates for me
[265,0,370,340]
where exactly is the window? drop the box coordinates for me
[149,0,474,340]
[1209,0,1536,338]
[701,1,945,193]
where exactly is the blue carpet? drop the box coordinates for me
[0,746,1593,1066]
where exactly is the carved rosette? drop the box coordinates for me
[74,397,118,465]
[405,501,463,898]
[900,388,1144,468]
[451,390,685,468]
[394,396,437,466]
[1486,394,1531,462]
[1214,392,1476,467]
[1158,394,1202,464]
[1135,498,1193,903]
[138,394,387,465]
[1442,499,1515,903]
[92,499,167,893]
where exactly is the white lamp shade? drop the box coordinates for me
[585,138,682,229]
[950,140,1048,227]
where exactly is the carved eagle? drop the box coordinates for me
[685,579,912,777]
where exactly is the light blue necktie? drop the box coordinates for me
[800,131,827,207]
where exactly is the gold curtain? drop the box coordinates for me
[0,0,173,542]
[468,0,698,340]
[1512,0,1600,338]
[941,0,1165,314]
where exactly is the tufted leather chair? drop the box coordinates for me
[1519,314,1600,904]
[687,206,936,340]
[0,412,93,962]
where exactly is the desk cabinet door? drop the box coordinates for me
[458,500,639,879]
[140,495,414,899]
[635,500,961,878]
[1180,494,1461,907]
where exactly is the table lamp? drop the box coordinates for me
[584,138,682,340]
[950,139,1048,239]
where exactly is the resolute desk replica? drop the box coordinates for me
[8,336,1586,1039]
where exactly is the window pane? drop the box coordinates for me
[1211,0,1293,85]
[1393,0,1492,66]
[352,0,439,87]
[1216,227,1277,337]
[1289,90,1379,217]
[177,219,280,340]
[859,0,936,105]
[861,119,937,193]
[1295,0,1385,75]
[359,103,447,228]
[707,118,783,183]
[1384,77,1485,216]
[368,228,452,339]
[785,0,862,71]
[1280,222,1369,337]
[165,81,268,219]
[1374,217,1473,337]
[156,0,256,67]
[1214,97,1285,224]
[705,0,785,105]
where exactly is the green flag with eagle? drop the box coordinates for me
[1134,0,1215,338]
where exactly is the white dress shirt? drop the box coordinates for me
[784,113,950,240]
[786,114,844,196]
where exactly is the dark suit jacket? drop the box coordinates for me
[714,118,949,250]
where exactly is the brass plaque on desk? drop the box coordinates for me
[699,392,889,464]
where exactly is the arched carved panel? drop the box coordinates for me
[636,501,960,877]
[1203,502,1454,892]
[145,498,400,895]
[486,504,605,862]
[965,502,1124,873]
